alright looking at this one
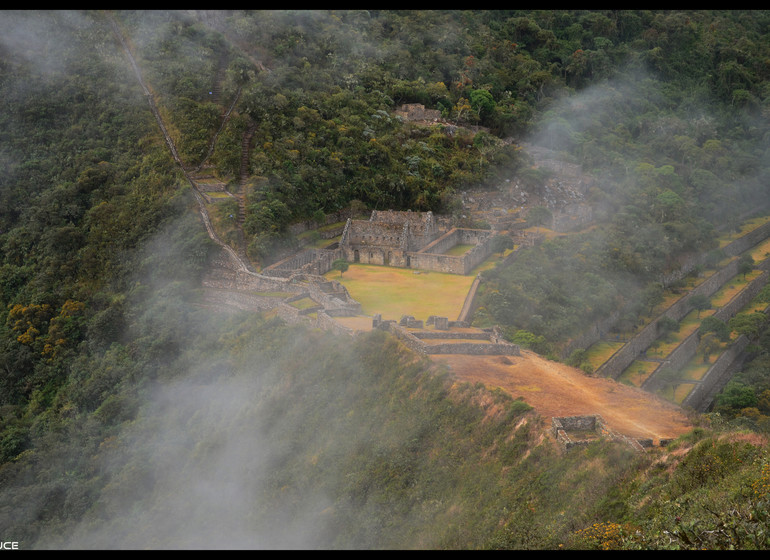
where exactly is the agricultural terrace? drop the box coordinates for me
[324,263,475,321]
[717,214,770,248]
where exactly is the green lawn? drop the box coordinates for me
[325,263,475,321]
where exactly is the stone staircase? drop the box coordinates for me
[209,52,228,106]
[239,122,257,187]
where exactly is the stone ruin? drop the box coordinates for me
[394,103,442,123]
[261,209,496,278]
[338,210,496,275]
[551,415,672,452]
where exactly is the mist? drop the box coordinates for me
[39,353,336,549]
[4,10,770,551]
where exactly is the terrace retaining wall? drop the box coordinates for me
[596,258,741,380]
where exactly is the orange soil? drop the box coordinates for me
[434,350,693,444]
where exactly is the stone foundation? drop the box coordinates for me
[551,415,647,452]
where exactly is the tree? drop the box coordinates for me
[689,294,711,318]
[469,89,496,122]
[312,209,326,227]
[643,282,665,316]
[738,253,754,279]
[490,234,514,258]
[698,332,721,363]
[527,206,552,231]
[332,258,349,278]
[698,316,731,342]
[658,316,679,339]
[729,312,768,341]
[716,380,757,412]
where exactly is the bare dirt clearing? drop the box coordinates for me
[435,350,693,443]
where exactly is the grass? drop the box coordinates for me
[679,360,712,382]
[717,214,770,247]
[325,263,475,321]
[253,291,295,298]
[655,344,726,405]
[645,309,711,359]
[747,237,770,263]
[710,270,762,308]
[288,297,318,310]
[309,235,341,249]
[672,382,697,404]
[618,359,659,387]
[470,247,517,275]
[740,299,770,315]
[443,243,475,256]
[319,221,347,233]
[585,340,625,370]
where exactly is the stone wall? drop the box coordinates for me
[263,247,343,277]
[418,228,464,256]
[408,229,494,275]
[552,415,647,451]
[642,268,769,393]
[657,220,770,286]
[287,208,352,237]
[715,270,770,322]
[422,341,519,355]
[457,274,482,323]
[561,307,623,360]
[385,323,519,356]
[407,252,466,275]
[596,258,742,380]
[394,103,442,122]
[682,334,751,412]
[642,331,700,392]
[723,220,770,257]
[316,310,356,337]
[552,203,593,233]
[411,330,492,340]
[347,220,406,247]
[200,288,287,312]
[202,255,304,296]
[574,220,770,358]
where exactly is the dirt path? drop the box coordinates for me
[434,350,693,444]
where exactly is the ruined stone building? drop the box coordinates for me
[339,210,437,267]
[339,210,495,275]
[262,210,498,278]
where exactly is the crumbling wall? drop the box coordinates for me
[263,247,343,277]
[552,203,593,233]
[385,323,519,356]
[552,415,646,452]
[393,103,442,122]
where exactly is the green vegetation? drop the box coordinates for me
[325,263,474,321]
[3,9,770,551]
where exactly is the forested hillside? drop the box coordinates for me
[1,10,770,550]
